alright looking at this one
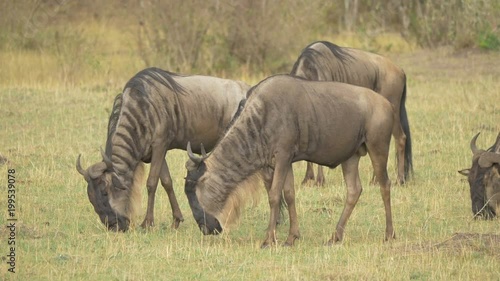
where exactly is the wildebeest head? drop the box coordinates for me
[459,132,500,219]
[184,142,223,235]
[76,149,131,231]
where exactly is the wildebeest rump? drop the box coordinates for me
[291,41,412,186]
[459,132,500,219]
[76,67,248,232]
[185,75,396,247]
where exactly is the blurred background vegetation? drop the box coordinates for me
[0,0,499,87]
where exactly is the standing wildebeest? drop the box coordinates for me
[185,75,396,247]
[459,132,500,219]
[76,67,248,232]
[291,41,412,186]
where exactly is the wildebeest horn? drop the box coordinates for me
[187,142,204,165]
[470,132,484,155]
[76,155,89,179]
[200,143,207,158]
[478,152,500,168]
[100,147,112,169]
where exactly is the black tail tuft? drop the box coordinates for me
[400,77,413,180]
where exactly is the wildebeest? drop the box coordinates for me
[185,75,396,247]
[76,67,249,232]
[459,132,500,219]
[291,41,412,186]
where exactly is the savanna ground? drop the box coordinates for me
[1,2,500,280]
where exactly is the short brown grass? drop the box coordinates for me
[1,28,499,281]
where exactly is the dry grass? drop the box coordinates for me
[0,27,499,280]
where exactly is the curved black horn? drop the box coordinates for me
[470,132,483,155]
[187,142,202,165]
[200,143,207,158]
[76,154,87,176]
[100,147,112,169]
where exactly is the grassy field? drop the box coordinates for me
[0,45,499,280]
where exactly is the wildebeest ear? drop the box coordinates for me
[478,152,500,168]
[88,162,108,179]
[458,169,470,176]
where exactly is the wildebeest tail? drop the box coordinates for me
[400,75,413,179]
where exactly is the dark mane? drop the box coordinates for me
[105,93,123,157]
[317,41,354,63]
[223,99,246,134]
[124,67,186,96]
[291,41,354,74]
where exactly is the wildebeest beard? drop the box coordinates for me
[184,160,223,235]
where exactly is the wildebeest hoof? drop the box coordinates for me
[171,217,184,229]
[384,232,396,242]
[261,241,274,249]
[301,178,314,186]
[314,179,325,187]
[140,219,154,228]
[325,236,342,246]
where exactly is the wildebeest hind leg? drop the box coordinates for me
[328,155,362,245]
[283,167,300,246]
[301,162,315,185]
[159,159,184,229]
[369,145,395,241]
[315,165,325,186]
[377,170,395,241]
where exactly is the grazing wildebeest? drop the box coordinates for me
[76,67,249,232]
[459,132,500,219]
[291,41,412,186]
[185,75,396,247]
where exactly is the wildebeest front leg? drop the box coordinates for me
[261,157,292,248]
[159,159,184,229]
[283,167,300,246]
[328,155,362,245]
[141,145,168,228]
